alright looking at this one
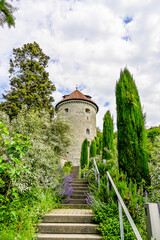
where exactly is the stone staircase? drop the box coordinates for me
[37,166,101,240]
[61,166,89,208]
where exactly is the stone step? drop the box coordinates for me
[73,183,88,187]
[72,178,88,182]
[37,233,101,240]
[73,187,88,191]
[60,204,89,208]
[68,199,87,204]
[71,194,87,199]
[72,183,88,185]
[42,214,94,223]
[72,190,88,195]
[38,223,99,234]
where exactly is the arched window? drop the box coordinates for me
[85,108,90,113]
[65,108,68,113]
[86,128,90,135]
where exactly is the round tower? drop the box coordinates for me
[55,89,99,166]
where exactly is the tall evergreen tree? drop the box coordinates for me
[0,42,56,119]
[80,138,88,169]
[102,110,114,160]
[116,68,150,185]
[95,128,103,155]
[90,139,96,158]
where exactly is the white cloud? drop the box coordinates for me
[0,0,160,130]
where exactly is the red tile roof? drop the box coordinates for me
[55,90,98,112]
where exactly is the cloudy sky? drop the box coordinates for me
[0,0,160,130]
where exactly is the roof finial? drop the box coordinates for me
[76,84,78,90]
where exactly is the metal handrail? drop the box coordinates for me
[93,159,100,188]
[106,171,142,240]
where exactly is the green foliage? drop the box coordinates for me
[80,138,89,169]
[0,187,61,240]
[0,42,56,119]
[88,195,147,240]
[0,107,72,239]
[0,0,17,28]
[146,126,160,143]
[116,68,150,186]
[63,161,73,175]
[0,107,72,191]
[90,139,96,158]
[95,128,103,155]
[102,110,114,160]
[146,135,160,188]
[0,121,30,208]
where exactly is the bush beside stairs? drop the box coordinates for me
[37,166,101,240]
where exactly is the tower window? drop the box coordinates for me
[86,129,90,135]
[85,108,90,113]
[65,108,68,113]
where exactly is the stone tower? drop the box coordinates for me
[55,89,99,166]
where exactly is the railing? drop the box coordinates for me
[93,159,100,188]
[106,171,143,240]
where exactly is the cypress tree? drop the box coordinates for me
[80,138,88,169]
[116,68,150,185]
[90,139,96,158]
[95,129,103,155]
[102,110,114,160]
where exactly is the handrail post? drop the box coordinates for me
[118,200,124,240]
[107,174,109,193]
[98,173,100,188]
[93,159,100,188]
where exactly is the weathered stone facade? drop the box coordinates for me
[56,90,98,166]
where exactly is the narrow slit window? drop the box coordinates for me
[86,129,90,134]
[65,108,68,113]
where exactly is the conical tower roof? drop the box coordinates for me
[55,90,98,112]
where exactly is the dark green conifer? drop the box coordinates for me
[95,129,103,155]
[0,42,56,119]
[90,139,96,158]
[102,110,114,160]
[116,68,150,185]
[80,138,88,169]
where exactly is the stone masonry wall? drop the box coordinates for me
[57,100,97,166]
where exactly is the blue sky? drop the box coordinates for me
[0,0,160,130]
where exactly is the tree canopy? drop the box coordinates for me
[0,42,56,119]
[0,0,17,28]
